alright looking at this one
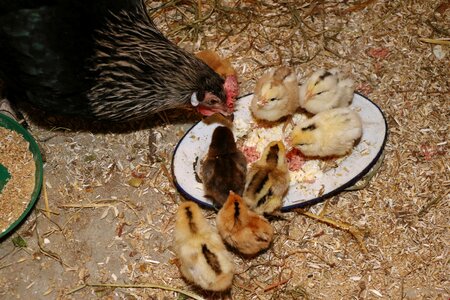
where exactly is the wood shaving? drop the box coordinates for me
[0,1,449,299]
[0,127,36,233]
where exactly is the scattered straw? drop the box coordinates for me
[42,175,50,219]
[1,1,448,299]
[418,38,450,45]
[67,282,205,300]
[296,208,368,254]
[263,278,290,292]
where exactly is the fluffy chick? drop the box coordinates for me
[196,50,237,78]
[299,68,354,114]
[174,201,234,292]
[243,141,290,215]
[290,107,362,157]
[200,126,247,208]
[196,50,239,110]
[251,66,300,122]
[217,191,274,256]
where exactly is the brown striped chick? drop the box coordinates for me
[174,201,234,292]
[299,68,354,114]
[250,66,300,122]
[200,126,247,208]
[217,191,274,256]
[290,107,362,157]
[243,141,290,215]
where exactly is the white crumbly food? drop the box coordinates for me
[233,113,324,184]
[244,123,285,154]
[233,118,252,139]
[290,160,323,184]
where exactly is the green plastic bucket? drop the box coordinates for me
[0,114,43,239]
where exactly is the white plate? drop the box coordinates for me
[172,92,387,211]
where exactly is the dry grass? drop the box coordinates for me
[0,0,449,299]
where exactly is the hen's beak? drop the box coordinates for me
[202,112,234,126]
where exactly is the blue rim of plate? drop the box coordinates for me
[0,114,43,240]
[171,92,388,211]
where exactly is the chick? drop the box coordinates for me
[299,68,354,114]
[174,201,234,292]
[250,66,300,122]
[290,107,362,157]
[196,50,239,110]
[243,141,290,215]
[216,191,274,256]
[200,126,247,208]
[196,50,237,79]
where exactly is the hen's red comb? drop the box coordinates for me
[224,75,239,111]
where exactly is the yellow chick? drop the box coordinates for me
[216,191,274,256]
[250,66,300,122]
[243,141,290,215]
[290,107,362,157]
[174,201,234,292]
[299,68,354,114]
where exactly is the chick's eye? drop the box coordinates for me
[269,98,277,102]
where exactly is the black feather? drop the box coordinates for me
[201,244,222,274]
[0,0,226,121]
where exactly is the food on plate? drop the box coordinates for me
[299,68,354,114]
[251,66,300,122]
[290,107,363,157]
[243,141,290,215]
[200,126,247,208]
[216,191,273,256]
[233,112,322,185]
[174,201,234,292]
[180,67,365,209]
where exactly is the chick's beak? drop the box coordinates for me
[290,130,303,146]
[305,86,314,102]
[257,97,268,106]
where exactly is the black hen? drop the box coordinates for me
[0,0,233,121]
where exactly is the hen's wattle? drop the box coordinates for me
[224,75,239,111]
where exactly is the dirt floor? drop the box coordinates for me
[0,1,449,299]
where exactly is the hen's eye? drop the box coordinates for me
[208,98,219,105]
[316,91,324,95]
[269,98,277,102]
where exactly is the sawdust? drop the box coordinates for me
[0,128,36,233]
[0,0,449,299]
